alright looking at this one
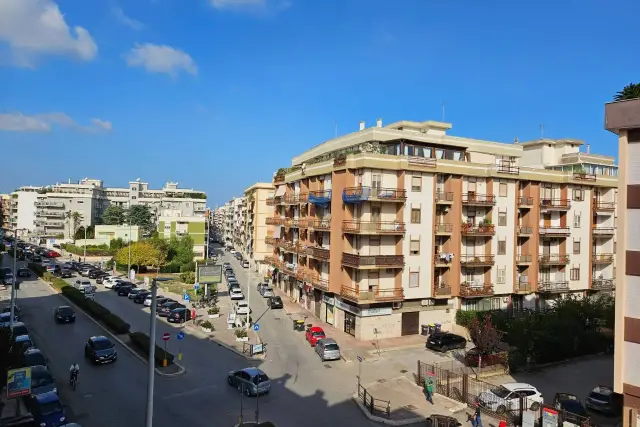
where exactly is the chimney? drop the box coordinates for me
[359,121,365,131]
[376,118,382,128]
[586,144,590,154]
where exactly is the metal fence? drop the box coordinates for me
[356,384,391,418]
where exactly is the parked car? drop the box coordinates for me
[235,300,251,315]
[85,335,117,364]
[144,295,166,307]
[158,301,183,317]
[256,282,269,292]
[45,251,61,258]
[133,291,150,304]
[3,273,15,286]
[223,262,231,269]
[260,287,274,298]
[127,288,146,299]
[268,296,283,309]
[54,306,75,323]
[478,383,544,414]
[242,260,250,268]
[168,307,192,323]
[0,311,19,325]
[59,268,73,278]
[73,279,93,292]
[112,281,132,292]
[32,255,42,262]
[17,268,31,278]
[79,268,95,277]
[1,303,21,319]
[24,348,48,368]
[585,386,623,415]
[426,332,467,352]
[230,289,244,300]
[117,284,137,296]
[227,367,271,396]
[305,326,326,347]
[315,338,341,361]
[27,391,67,427]
[9,321,28,337]
[30,365,57,395]
[104,277,123,289]
[553,393,590,425]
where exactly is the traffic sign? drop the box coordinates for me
[357,355,363,362]
[253,323,260,332]
[177,331,185,340]
[162,333,170,341]
[183,293,190,302]
[193,283,200,291]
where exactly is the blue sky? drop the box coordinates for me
[1,0,638,206]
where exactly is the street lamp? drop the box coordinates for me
[124,222,132,275]
[2,227,26,331]
[146,276,173,427]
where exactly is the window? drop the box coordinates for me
[573,213,581,228]
[573,189,584,201]
[498,211,507,226]
[573,239,580,254]
[498,239,506,255]
[409,271,419,288]
[372,174,382,189]
[614,241,617,253]
[570,267,580,281]
[368,272,379,291]
[499,182,508,197]
[497,267,506,284]
[411,208,421,224]
[410,237,420,255]
[411,176,422,192]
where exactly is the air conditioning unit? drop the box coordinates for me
[421,299,434,306]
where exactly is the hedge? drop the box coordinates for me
[61,243,113,257]
[128,332,175,366]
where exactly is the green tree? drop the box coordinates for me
[167,235,194,267]
[74,225,94,240]
[102,205,126,225]
[126,205,154,235]
[110,237,126,251]
[115,241,162,267]
[614,82,640,101]
[70,211,82,240]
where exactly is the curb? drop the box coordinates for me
[366,343,426,357]
[406,381,467,414]
[182,323,263,362]
[352,392,424,426]
[38,276,186,377]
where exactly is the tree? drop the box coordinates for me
[468,314,504,374]
[614,82,640,101]
[102,205,126,225]
[167,235,194,268]
[110,237,126,251]
[126,205,154,235]
[115,241,163,268]
[0,326,25,388]
[70,211,82,240]
[74,225,94,241]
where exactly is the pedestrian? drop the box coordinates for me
[424,373,434,404]
[474,405,483,427]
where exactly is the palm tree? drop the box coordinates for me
[64,211,72,239]
[614,83,640,101]
[71,211,82,241]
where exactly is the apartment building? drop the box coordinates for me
[605,97,640,427]
[264,119,618,341]
[8,186,42,234]
[157,215,207,259]
[242,183,275,271]
[0,194,10,228]
[232,197,246,250]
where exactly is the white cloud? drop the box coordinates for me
[0,112,112,133]
[112,6,145,31]
[124,43,197,77]
[0,0,97,67]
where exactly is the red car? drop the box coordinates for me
[305,326,326,347]
[46,250,61,258]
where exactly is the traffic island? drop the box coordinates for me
[125,332,185,376]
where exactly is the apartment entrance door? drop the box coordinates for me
[344,312,356,336]
[401,312,420,336]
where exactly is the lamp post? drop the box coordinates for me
[83,225,87,263]
[2,227,25,331]
[125,222,132,274]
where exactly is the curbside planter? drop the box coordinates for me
[236,337,249,342]
[202,327,213,333]
[208,314,220,319]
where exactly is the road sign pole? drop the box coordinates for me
[163,340,167,367]
[145,280,158,427]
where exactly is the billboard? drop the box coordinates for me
[198,264,222,284]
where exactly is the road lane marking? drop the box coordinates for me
[162,384,219,400]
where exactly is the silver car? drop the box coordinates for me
[261,287,274,298]
[227,367,271,396]
[315,338,341,361]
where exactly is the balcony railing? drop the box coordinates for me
[538,281,569,293]
[284,218,301,228]
[539,254,570,265]
[461,224,495,236]
[573,172,596,182]
[592,253,614,264]
[306,246,330,261]
[461,193,496,206]
[308,190,332,206]
[593,227,615,237]
[540,199,571,210]
[497,163,520,175]
[407,157,437,168]
[434,254,454,266]
[435,191,454,204]
[516,255,533,264]
[264,255,283,268]
[592,279,614,290]
[340,285,404,303]
[515,282,532,293]
[518,196,534,208]
[265,217,285,225]
[433,286,452,297]
[434,223,453,234]
[594,201,616,212]
[341,253,404,269]
[460,282,495,297]
[35,201,65,208]
[517,225,533,235]
[460,255,495,266]
[342,220,406,235]
[308,218,331,231]
[279,241,305,254]
[539,226,571,237]
[284,193,308,204]
[305,273,329,291]
[342,187,407,203]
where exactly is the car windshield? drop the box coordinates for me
[490,386,512,399]
[38,400,64,416]
[57,307,73,316]
[252,374,269,385]
[93,339,114,350]
[324,344,340,351]
[32,371,53,387]
[589,392,611,402]
[312,331,325,337]
[25,353,46,366]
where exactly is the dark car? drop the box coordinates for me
[84,335,117,364]
[158,302,183,317]
[88,270,105,279]
[30,365,57,395]
[585,386,623,416]
[17,268,31,278]
[133,291,150,304]
[112,281,132,292]
[127,288,146,299]
[117,284,137,296]
[24,348,48,368]
[154,297,171,308]
[268,296,283,309]
[168,307,192,323]
[27,391,66,427]
[54,306,75,323]
[58,268,73,278]
[95,274,108,284]
[32,254,42,262]
[465,343,509,368]
[227,367,271,396]
[553,393,590,425]
[0,311,18,325]
[256,282,269,292]
[425,332,467,352]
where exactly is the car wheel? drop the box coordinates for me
[496,405,507,415]
[442,345,449,352]
[227,377,233,385]
[530,402,541,411]
[245,387,251,397]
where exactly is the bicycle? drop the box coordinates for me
[69,372,78,391]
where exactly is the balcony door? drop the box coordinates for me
[369,236,381,256]
[372,174,382,191]
[543,213,551,228]
[371,205,381,223]
[540,268,550,282]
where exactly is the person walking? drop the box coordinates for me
[424,373,434,404]
[474,405,483,427]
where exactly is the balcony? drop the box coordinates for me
[434,253,454,267]
[538,281,569,293]
[539,254,570,265]
[461,224,495,236]
[342,220,405,235]
[517,225,533,236]
[460,255,495,267]
[460,282,495,297]
[591,278,614,290]
[284,218,301,228]
[539,226,571,237]
[308,218,331,231]
[407,157,437,168]
[305,273,329,291]
[35,201,65,208]
[265,217,285,226]
[308,190,332,206]
[540,199,571,210]
[514,282,532,293]
[592,253,614,264]
[593,227,615,238]
[497,163,519,175]
[573,172,596,182]
[435,191,454,204]
[282,264,305,280]
[461,193,496,206]
[264,255,283,268]
[284,193,308,205]
[594,201,616,213]
[342,187,406,203]
[518,197,534,208]
[516,255,533,265]
[340,285,404,304]
[306,246,330,261]
[46,222,64,228]
[433,286,452,298]
[266,197,278,206]
[434,223,453,235]
[341,253,404,269]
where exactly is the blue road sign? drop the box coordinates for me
[177,331,185,340]
[183,293,190,301]
[253,323,260,332]
[193,283,200,291]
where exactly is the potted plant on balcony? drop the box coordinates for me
[200,320,214,333]
[208,306,220,319]
[235,328,249,342]
[479,218,493,232]
[462,220,472,231]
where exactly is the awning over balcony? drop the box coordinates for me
[275,185,286,197]
[273,226,282,238]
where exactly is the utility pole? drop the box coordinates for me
[10,228,19,331]
[246,258,251,332]
[83,223,87,263]
[127,222,132,276]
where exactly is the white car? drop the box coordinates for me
[235,300,251,315]
[242,260,249,268]
[144,294,165,307]
[230,289,245,300]
[478,382,543,414]
[104,278,123,289]
[229,249,237,255]
[73,279,93,292]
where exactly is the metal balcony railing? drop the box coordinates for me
[435,192,454,203]
[340,285,404,303]
[593,227,615,236]
[305,273,329,291]
[265,217,285,225]
[539,254,570,265]
[342,220,405,234]
[516,255,533,263]
[460,283,495,297]
[342,187,407,203]
[306,246,330,261]
[573,172,596,182]
[433,286,452,297]
[497,163,519,175]
[540,199,571,210]
[517,225,533,235]
[515,282,532,293]
[341,253,404,268]
[592,279,614,290]
[461,224,495,236]
[461,193,496,205]
[308,218,331,231]
[539,226,571,236]
[460,255,495,266]
[434,223,453,234]
[518,196,534,207]
[594,201,616,212]
[592,253,614,263]
[538,281,569,293]
[284,193,308,204]
[308,190,332,206]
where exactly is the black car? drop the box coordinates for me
[32,255,42,262]
[553,393,590,425]
[158,302,183,317]
[54,306,76,323]
[84,335,117,364]
[425,332,467,352]
[95,274,107,284]
[88,270,106,279]
[585,386,623,416]
[167,307,192,323]
[117,284,137,296]
[268,296,283,309]
[1,304,21,319]
[23,348,48,368]
[133,291,150,304]
[17,268,31,278]
[154,297,172,308]
[58,268,73,278]
[112,281,131,291]
[127,288,145,300]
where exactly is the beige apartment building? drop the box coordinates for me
[263,119,618,341]
[605,97,640,427]
[243,183,275,272]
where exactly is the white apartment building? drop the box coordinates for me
[9,187,42,234]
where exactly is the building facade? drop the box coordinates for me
[605,97,640,427]
[264,119,618,341]
[9,186,42,234]
[243,183,275,272]
[157,215,207,259]
[0,194,10,228]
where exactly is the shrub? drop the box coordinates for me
[207,306,219,315]
[128,332,174,365]
[455,310,477,328]
[180,271,195,284]
[180,261,195,273]
[159,263,181,273]
[235,328,248,338]
[200,320,214,330]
